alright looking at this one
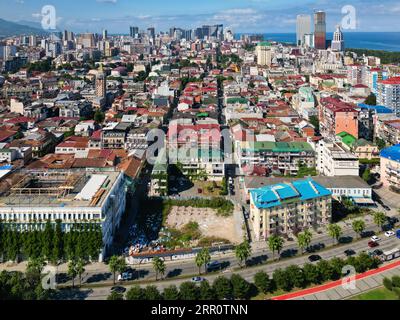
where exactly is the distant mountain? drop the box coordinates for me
[0,18,48,39]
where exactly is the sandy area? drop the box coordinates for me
[166,206,242,244]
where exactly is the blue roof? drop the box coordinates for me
[381,144,400,162]
[0,164,12,170]
[358,104,393,114]
[250,179,331,209]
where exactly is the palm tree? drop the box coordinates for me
[352,220,366,239]
[235,241,252,268]
[297,233,307,254]
[327,224,342,245]
[67,260,77,288]
[373,212,387,231]
[303,230,313,251]
[268,235,284,260]
[108,255,120,285]
[201,248,211,274]
[153,257,166,281]
[76,258,86,287]
[195,251,204,275]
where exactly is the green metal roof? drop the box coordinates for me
[258,41,272,47]
[243,141,314,153]
[227,97,249,104]
[337,132,357,147]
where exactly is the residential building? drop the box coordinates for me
[296,15,311,46]
[380,144,400,190]
[314,11,326,50]
[316,138,360,176]
[249,179,332,240]
[256,42,272,66]
[377,77,400,116]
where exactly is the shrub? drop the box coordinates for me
[383,277,393,291]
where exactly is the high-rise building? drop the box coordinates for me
[314,11,326,50]
[29,35,37,47]
[147,27,155,39]
[296,14,311,46]
[103,29,108,40]
[377,77,400,115]
[256,42,272,66]
[331,25,344,52]
[96,64,107,99]
[130,26,139,38]
[80,33,96,48]
[63,30,74,42]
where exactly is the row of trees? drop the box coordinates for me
[108,251,381,300]
[0,221,103,264]
[110,274,254,301]
[383,276,400,299]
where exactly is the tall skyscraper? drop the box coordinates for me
[103,29,108,40]
[130,26,139,38]
[314,11,326,50]
[296,15,311,46]
[331,25,344,52]
[147,27,155,39]
[256,42,272,66]
[96,64,107,99]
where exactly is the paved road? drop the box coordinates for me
[81,234,400,300]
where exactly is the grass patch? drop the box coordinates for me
[350,287,398,300]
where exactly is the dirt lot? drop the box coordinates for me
[166,206,242,244]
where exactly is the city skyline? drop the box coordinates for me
[2,0,400,34]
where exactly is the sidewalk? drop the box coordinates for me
[272,260,400,300]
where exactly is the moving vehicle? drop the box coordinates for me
[368,241,379,248]
[308,255,322,262]
[371,236,381,242]
[191,277,205,283]
[380,248,400,262]
[111,286,126,294]
[385,231,395,238]
[344,249,356,256]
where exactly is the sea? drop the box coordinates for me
[235,32,400,52]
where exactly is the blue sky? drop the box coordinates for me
[3,0,400,33]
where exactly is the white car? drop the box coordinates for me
[371,236,381,242]
[385,231,395,237]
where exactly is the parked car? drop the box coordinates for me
[118,272,133,282]
[368,241,380,248]
[368,249,383,257]
[308,255,322,262]
[371,236,381,242]
[206,261,221,272]
[385,231,395,238]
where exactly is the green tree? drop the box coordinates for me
[107,291,124,300]
[213,276,233,300]
[254,271,274,294]
[273,268,293,292]
[268,235,284,260]
[316,260,333,282]
[144,285,163,300]
[327,224,342,244]
[364,93,377,106]
[179,282,200,300]
[163,285,180,300]
[201,248,211,274]
[352,220,366,239]
[302,263,320,285]
[285,265,306,289]
[373,212,387,231]
[199,281,216,300]
[383,277,393,291]
[235,241,252,268]
[230,274,251,300]
[67,260,77,288]
[297,230,313,254]
[126,285,145,300]
[108,255,124,285]
[76,258,86,287]
[94,110,105,123]
[152,257,166,281]
[195,251,204,275]
[362,168,372,183]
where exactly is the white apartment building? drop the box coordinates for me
[316,138,359,176]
